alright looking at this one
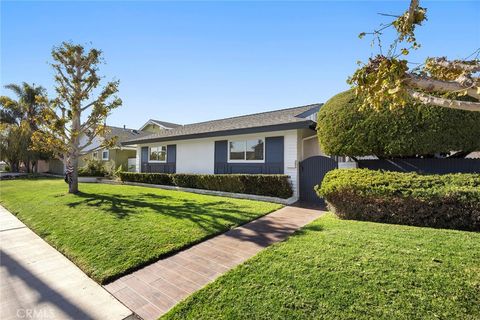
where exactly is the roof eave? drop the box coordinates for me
[122,120,316,146]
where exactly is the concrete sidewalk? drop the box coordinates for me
[0,205,133,320]
[105,206,323,320]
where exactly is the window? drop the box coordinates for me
[102,149,109,160]
[149,146,167,162]
[229,139,264,162]
[93,151,98,159]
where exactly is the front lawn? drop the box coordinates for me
[164,214,480,320]
[0,178,281,283]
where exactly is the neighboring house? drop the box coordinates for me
[79,126,153,172]
[139,119,182,134]
[122,104,327,200]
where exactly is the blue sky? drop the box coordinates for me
[1,1,479,128]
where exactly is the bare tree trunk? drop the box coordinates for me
[68,122,80,194]
[69,155,79,194]
[67,52,83,194]
[68,112,81,193]
[10,161,19,172]
[26,157,31,173]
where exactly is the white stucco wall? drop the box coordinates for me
[302,136,322,160]
[284,130,299,197]
[135,129,303,198]
[135,146,141,172]
[79,134,103,153]
[176,139,215,174]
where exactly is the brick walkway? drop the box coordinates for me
[104,206,323,320]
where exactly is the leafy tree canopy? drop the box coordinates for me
[0,83,50,172]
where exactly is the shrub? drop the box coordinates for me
[316,169,480,231]
[118,172,174,185]
[241,175,293,199]
[316,90,480,157]
[78,159,108,177]
[119,172,293,199]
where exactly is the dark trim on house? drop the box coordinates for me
[140,145,176,173]
[214,137,284,174]
[295,105,322,118]
[123,121,315,146]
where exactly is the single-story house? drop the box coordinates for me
[122,104,328,200]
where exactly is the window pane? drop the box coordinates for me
[150,150,157,161]
[150,147,159,161]
[229,141,245,160]
[246,139,264,160]
[150,146,166,161]
[158,146,166,161]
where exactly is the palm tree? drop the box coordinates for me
[0,82,48,172]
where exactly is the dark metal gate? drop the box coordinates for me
[299,156,338,205]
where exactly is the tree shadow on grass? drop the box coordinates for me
[66,191,262,233]
[222,216,324,248]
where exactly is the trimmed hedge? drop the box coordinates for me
[316,169,480,231]
[119,172,175,185]
[119,172,293,199]
[316,90,480,157]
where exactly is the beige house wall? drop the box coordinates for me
[36,160,50,173]
[79,148,136,171]
[48,159,65,175]
[142,124,164,134]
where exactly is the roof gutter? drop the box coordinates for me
[122,120,316,146]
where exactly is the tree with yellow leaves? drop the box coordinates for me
[32,42,122,193]
[350,0,479,112]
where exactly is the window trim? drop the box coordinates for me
[101,149,109,161]
[148,145,167,163]
[227,138,265,163]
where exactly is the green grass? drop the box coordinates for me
[0,178,281,283]
[163,214,480,320]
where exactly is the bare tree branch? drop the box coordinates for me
[430,57,480,73]
[405,74,480,100]
[407,90,480,112]
[406,0,419,27]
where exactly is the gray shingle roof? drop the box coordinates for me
[149,119,182,128]
[106,126,151,147]
[123,104,321,145]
